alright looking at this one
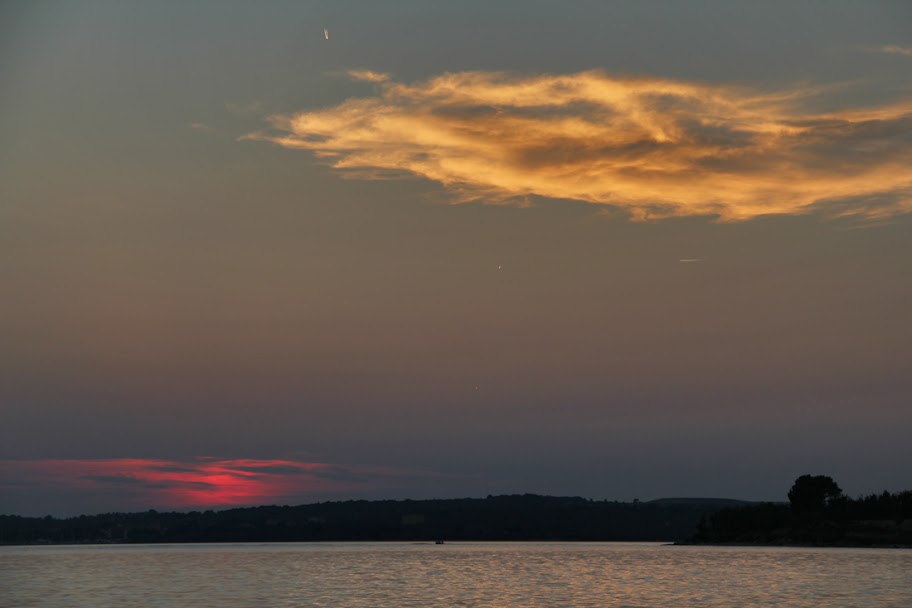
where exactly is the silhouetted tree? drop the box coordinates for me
[788,474,842,514]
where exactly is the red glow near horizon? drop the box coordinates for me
[0,457,427,510]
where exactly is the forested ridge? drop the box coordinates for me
[5,477,908,546]
[1,494,743,545]
[689,476,911,547]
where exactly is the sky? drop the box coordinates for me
[1,0,911,516]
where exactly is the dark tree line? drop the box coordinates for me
[1,495,742,545]
[5,478,907,547]
[692,475,912,546]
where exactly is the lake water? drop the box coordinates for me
[1,542,910,607]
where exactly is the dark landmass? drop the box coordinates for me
[0,495,748,545]
[687,476,912,547]
[5,477,907,547]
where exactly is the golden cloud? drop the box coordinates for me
[247,70,912,221]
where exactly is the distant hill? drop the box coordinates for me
[647,497,760,508]
[1,494,736,545]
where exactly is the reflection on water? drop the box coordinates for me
[2,542,910,607]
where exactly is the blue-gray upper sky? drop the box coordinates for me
[1,0,910,515]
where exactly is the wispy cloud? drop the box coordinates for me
[876,44,912,57]
[0,458,451,510]
[187,121,214,133]
[246,70,912,222]
[347,69,390,83]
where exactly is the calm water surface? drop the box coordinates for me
[2,542,910,607]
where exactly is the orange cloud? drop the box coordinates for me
[247,70,912,221]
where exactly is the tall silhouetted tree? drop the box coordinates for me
[788,475,842,514]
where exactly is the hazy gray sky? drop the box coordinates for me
[2,0,911,515]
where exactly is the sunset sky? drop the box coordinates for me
[2,1,911,516]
